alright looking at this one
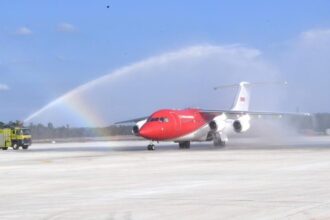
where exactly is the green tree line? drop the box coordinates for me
[0,121,133,140]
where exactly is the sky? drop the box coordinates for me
[1,1,330,126]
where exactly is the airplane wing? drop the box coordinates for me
[200,109,311,119]
[115,110,310,125]
[115,116,148,125]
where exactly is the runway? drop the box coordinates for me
[1,136,330,219]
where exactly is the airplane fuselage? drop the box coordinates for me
[138,108,215,142]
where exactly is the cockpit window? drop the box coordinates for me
[148,117,169,123]
[160,117,169,122]
[149,118,159,122]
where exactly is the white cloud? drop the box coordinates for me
[56,23,77,33]
[301,28,330,41]
[0,84,9,91]
[15,27,33,36]
[296,28,330,50]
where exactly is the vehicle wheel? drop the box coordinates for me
[22,145,29,150]
[1,147,8,150]
[147,144,155,150]
[12,143,19,150]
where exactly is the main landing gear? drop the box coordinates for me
[147,141,191,150]
[147,143,155,151]
[213,138,226,147]
[213,133,227,148]
[179,141,190,149]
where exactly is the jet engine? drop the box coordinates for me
[209,114,227,132]
[132,119,147,136]
[233,115,251,133]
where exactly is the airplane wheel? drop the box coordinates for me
[213,139,226,148]
[179,141,190,149]
[147,144,155,151]
[213,133,226,148]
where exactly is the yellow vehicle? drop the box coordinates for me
[0,128,12,150]
[11,127,32,150]
[0,127,32,150]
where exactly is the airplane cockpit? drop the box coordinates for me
[147,117,169,123]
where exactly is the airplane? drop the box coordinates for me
[116,82,310,150]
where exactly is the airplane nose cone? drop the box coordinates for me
[139,124,162,140]
[140,126,154,139]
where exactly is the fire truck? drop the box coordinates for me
[0,127,32,150]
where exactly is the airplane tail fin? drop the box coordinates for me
[214,81,287,111]
[231,82,251,111]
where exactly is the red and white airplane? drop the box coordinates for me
[117,82,309,150]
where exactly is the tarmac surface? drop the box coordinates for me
[1,136,330,219]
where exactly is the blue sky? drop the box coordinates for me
[1,1,330,125]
